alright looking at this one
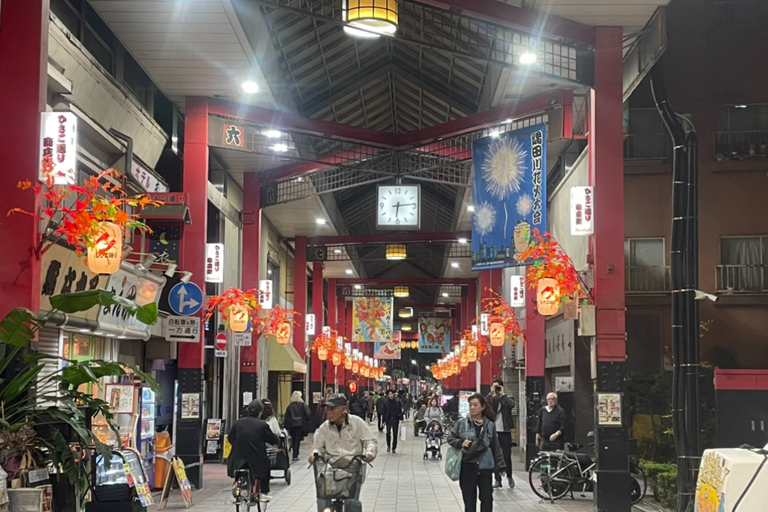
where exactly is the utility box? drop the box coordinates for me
[695,445,768,512]
[714,368,768,447]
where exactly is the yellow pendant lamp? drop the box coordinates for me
[537,278,561,316]
[87,222,122,275]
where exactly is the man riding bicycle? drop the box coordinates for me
[309,394,377,512]
[228,399,280,501]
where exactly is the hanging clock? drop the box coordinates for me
[376,184,421,229]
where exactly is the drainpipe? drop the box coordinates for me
[651,63,700,512]
[110,129,133,178]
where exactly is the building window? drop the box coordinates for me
[718,236,768,292]
[716,105,768,161]
[624,108,670,161]
[625,238,669,292]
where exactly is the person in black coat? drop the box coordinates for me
[284,390,312,461]
[227,400,280,500]
[536,392,567,451]
[382,389,404,453]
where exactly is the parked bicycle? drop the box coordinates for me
[528,432,647,504]
[311,454,370,512]
[231,468,267,512]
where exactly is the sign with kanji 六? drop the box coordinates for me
[39,112,77,185]
[205,243,224,283]
[305,314,316,335]
[165,316,201,342]
[510,276,526,307]
[570,186,594,236]
[259,279,273,309]
[223,123,245,149]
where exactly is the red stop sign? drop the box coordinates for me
[215,333,227,350]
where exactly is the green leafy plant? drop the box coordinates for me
[640,461,678,510]
[0,289,159,496]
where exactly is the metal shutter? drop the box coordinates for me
[34,327,63,406]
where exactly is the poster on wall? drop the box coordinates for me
[418,317,451,353]
[471,124,547,270]
[105,384,134,414]
[374,330,401,359]
[597,392,622,426]
[352,297,394,342]
[181,393,200,419]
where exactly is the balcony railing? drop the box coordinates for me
[715,131,768,160]
[626,266,671,293]
[716,265,767,292]
[624,133,671,160]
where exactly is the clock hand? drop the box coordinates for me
[398,203,416,207]
[394,201,401,217]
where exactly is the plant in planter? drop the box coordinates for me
[0,289,159,500]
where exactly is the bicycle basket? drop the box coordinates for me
[314,458,364,500]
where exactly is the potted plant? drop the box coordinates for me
[0,289,159,505]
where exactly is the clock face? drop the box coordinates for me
[377,185,421,229]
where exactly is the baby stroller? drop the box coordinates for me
[267,428,292,485]
[423,420,443,460]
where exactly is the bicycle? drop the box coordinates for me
[528,432,647,504]
[231,468,268,512]
[311,454,370,512]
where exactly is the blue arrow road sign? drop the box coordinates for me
[169,282,204,316]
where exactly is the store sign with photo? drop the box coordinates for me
[98,268,165,337]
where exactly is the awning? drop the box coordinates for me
[268,338,307,374]
[139,204,191,224]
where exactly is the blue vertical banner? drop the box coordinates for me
[471,124,547,270]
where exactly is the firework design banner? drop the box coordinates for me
[352,296,394,342]
[471,124,547,270]
[418,317,451,353]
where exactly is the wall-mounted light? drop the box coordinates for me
[242,81,260,94]
[180,271,193,284]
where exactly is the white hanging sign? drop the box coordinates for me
[305,314,316,335]
[480,313,489,335]
[570,186,594,236]
[204,243,224,283]
[39,112,77,185]
[322,326,331,336]
[259,279,273,309]
[510,276,526,307]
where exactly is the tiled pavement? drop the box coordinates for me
[149,418,668,512]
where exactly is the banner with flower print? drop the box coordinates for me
[418,317,451,353]
[471,124,547,270]
[352,296,394,342]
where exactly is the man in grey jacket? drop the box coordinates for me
[487,378,516,489]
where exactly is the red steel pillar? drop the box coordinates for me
[489,268,503,384]
[479,271,493,389]
[241,173,261,411]
[177,97,209,488]
[466,279,478,391]
[312,261,324,395]
[590,27,630,511]
[293,237,307,358]
[0,0,48,317]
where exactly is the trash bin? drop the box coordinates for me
[154,432,173,490]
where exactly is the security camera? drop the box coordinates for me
[694,290,718,302]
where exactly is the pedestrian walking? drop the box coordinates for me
[403,392,413,419]
[536,392,566,451]
[376,390,387,432]
[382,389,403,453]
[487,378,516,489]
[448,393,506,512]
[284,390,311,461]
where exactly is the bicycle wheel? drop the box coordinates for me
[528,455,572,500]
[629,461,647,504]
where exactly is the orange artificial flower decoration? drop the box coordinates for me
[9,167,162,259]
[517,229,587,306]
[203,287,298,335]
[481,288,525,344]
